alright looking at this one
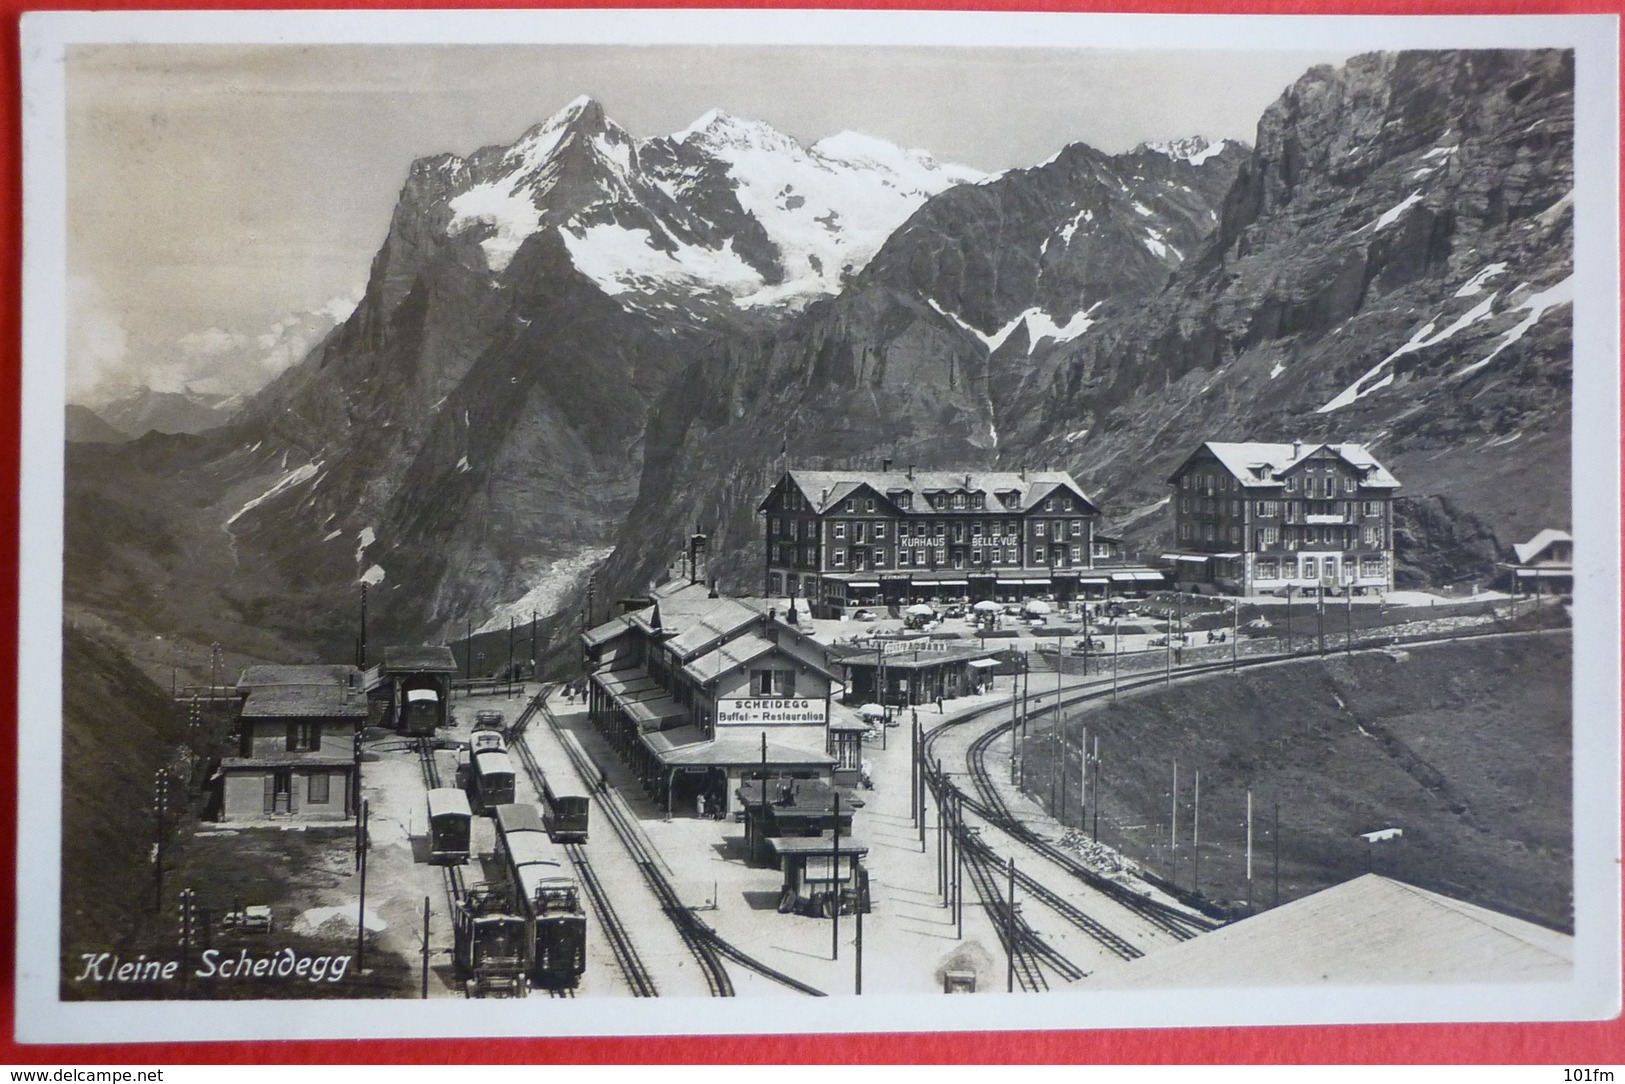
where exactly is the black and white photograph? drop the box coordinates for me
[17,8,1620,1044]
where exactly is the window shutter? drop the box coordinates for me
[263,774,275,813]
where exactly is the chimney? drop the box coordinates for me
[1019,465,1027,481]
[907,464,915,481]
[882,458,893,472]
[708,576,719,599]
[1292,439,1303,459]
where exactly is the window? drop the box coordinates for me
[1181,498,1190,513]
[769,572,784,595]
[1070,546,1082,562]
[1204,525,1215,541]
[1221,476,1231,490]
[769,516,780,535]
[990,522,1002,538]
[1035,522,1046,538]
[287,722,319,753]
[1181,476,1190,490]
[1045,497,1056,511]
[865,498,875,512]
[935,523,946,537]
[952,493,967,509]
[971,547,982,563]
[1285,477,1297,493]
[971,522,983,537]
[1070,520,1082,537]
[845,498,855,512]
[1364,526,1380,546]
[751,669,797,697]
[1361,556,1383,577]
[915,523,927,537]
[308,772,331,805]
[1006,547,1018,564]
[1232,500,1241,515]
[1256,559,1278,580]
[875,523,887,540]
[832,551,846,568]
[1031,548,1044,564]
[833,523,846,540]
[1344,477,1356,493]
[873,549,886,568]
[1302,557,1318,578]
[1180,523,1192,540]
[1008,521,1018,535]
[1258,527,1278,547]
[1230,526,1240,542]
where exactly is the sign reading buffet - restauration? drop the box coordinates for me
[716,697,829,727]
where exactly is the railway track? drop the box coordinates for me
[534,692,827,998]
[507,688,661,998]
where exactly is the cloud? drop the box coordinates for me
[67,276,131,403]
[74,290,364,408]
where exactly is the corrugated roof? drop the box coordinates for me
[778,469,1097,516]
[1184,442,1400,489]
[237,664,359,692]
[241,685,368,718]
[658,597,764,659]
[381,645,457,673]
[1087,875,1571,988]
[1512,528,1572,565]
[682,631,777,684]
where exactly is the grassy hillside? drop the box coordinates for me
[1026,633,1572,930]
[61,624,189,971]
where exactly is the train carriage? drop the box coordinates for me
[493,803,587,988]
[529,733,590,843]
[426,787,472,864]
[471,749,516,812]
[401,685,442,737]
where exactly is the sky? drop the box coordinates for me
[65,42,1356,408]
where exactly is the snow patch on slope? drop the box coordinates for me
[1318,295,1498,412]
[477,546,616,633]
[225,463,322,528]
[1455,275,1574,378]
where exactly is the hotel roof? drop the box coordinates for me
[771,469,1098,515]
[1172,442,1400,489]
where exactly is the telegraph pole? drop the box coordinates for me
[357,797,370,970]
[1006,857,1017,993]
[831,791,841,961]
[421,896,431,999]
[153,769,168,913]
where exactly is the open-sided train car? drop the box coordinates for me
[493,803,587,988]
[530,734,590,843]
[451,880,528,998]
[471,749,516,812]
[427,787,471,864]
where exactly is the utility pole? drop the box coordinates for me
[1231,598,1240,670]
[1274,800,1281,908]
[1091,734,1101,842]
[1285,585,1293,654]
[357,797,370,970]
[1006,857,1017,993]
[1345,589,1353,656]
[153,769,168,913]
[464,618,472,681]
[954,792,964,941]
[831,791,841,961]
[507,616,515,696]
[1193,768,1201,895]
[1317,589,1326,656]
[178,888,194,995]
[1245,789,1254,916]
[854,880,864,995]
[1112,620,1119,701]
[421,896,431,999]
[1170,760,1178,882]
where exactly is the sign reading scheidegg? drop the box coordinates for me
[716,697,828,726]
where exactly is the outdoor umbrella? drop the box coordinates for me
[972,600,1001,613]
[857,703,886,719]
[905,604,936,616]
[1023,599,1053,615]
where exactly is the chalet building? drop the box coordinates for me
[1502,529,1573,595]
[218,664,365,821]
[1163,441,1401,597]
[758,466,1102,617]
[582,579,843,816]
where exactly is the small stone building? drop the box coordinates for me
[218,667,365,821]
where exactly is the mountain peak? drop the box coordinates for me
[1135,136,1237,166]
[672,109,799,155]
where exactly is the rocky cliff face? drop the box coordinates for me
[64,98,986,655]
[603,49,1573,616]
[597,138,1248,601]
[1006,50,1573,561]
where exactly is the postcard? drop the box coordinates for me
[16,7,1620,1045]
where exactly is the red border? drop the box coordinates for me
[3,0,1621,1064]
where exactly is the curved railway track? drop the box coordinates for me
[532,692,827,998]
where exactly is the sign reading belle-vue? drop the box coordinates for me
[716,697,828,727]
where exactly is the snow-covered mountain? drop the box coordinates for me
[438,96,984,315]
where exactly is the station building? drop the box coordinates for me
[758,466,1104,617]
[1161,441,1401,598]
[1501,528,1573,596]
[582,580,847,817]
[217,664,365,821]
